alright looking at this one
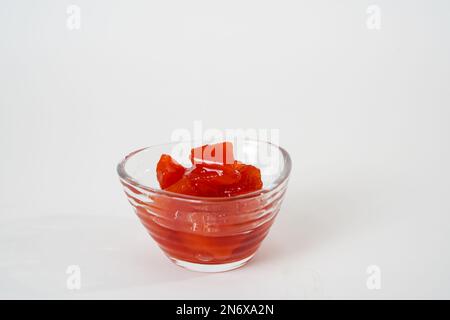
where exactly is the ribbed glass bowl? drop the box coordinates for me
[117,140,291,272]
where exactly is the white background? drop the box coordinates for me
[1,0,450,299]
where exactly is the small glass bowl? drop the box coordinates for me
[117,140,291,272]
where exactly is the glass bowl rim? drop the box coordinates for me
[117,139,292,203]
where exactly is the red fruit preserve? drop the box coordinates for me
[119,139,290,271]
[157,142,263,197]
[138,141,268,265]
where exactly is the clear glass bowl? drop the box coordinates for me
[117,140,291,272]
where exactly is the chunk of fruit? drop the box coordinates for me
[187,164,241,186]
[165,176,199,196]
[222,161,263,196]
[156,142,263,197]
[190,142,235,166]
[156,154,186,189]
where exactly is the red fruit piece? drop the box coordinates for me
[239,164,263,192]
[165,176,199,196]
[222,161,263,196]
[190,142,235,166]
[156,154,186,189]
[187,164,241,186]
[178,164,241,197]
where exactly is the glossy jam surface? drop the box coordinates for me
[156,142,263,197]
[156,154,186,189]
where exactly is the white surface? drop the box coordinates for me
[1,0,450,299]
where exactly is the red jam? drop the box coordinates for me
[156,142,263,197]
[135,142,269,265]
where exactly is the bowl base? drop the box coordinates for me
[170,254,255,273]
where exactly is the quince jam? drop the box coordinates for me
[156,142,263,197]
[135,142,270,265]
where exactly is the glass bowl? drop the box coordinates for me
[117,140,291,272]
